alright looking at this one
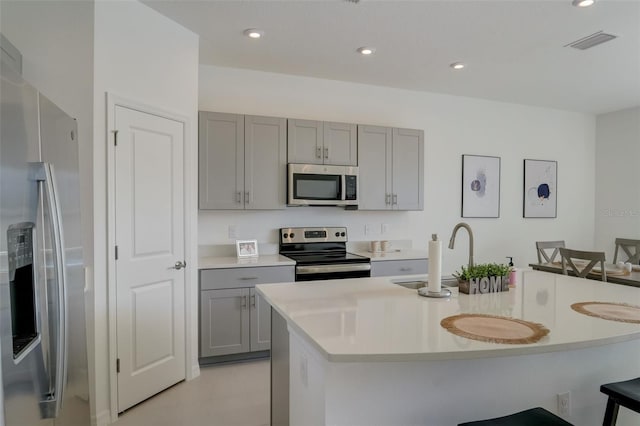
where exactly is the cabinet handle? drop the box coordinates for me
[324,147,329,159]
[385,194,391,205]
[240,295,247,309]
[392,194,398,205]
[245,191,250,204]
[316,147,322,159]
[251,294,256,308]
[236,191,242,204]
[239,277,258,281]
[400,267,412,272]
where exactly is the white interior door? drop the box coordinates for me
[114,105,185,412]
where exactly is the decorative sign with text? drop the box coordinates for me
[459,275,510,294]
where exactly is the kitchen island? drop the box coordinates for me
[256,270,640,426]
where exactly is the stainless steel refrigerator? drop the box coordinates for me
[1,35,90,426]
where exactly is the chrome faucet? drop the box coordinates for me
[448,222,474,268]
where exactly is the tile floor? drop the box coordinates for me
[115,359,270,426]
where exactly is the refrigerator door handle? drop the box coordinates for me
[32,162,68,418]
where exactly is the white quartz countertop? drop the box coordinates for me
[198,254,295,269]
[352,248,428,261]
[256,270,640,362]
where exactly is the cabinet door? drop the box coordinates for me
[392,128,424,211]
[200,288,250,357]
[249,288,271,351]
[199,112,244,209]
[371,259,428,277]
[287,119,324,164]
[323,121,357,166]
[245,115,287,210]
[357,125,392,210]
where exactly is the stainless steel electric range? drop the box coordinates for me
[279,227,371,281]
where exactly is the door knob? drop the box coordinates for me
[173,261,186,270]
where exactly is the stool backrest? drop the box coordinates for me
[613,238,640,264]
[559,247,607,282]
[536,240,565,263]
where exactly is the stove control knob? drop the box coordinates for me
[283,233,289,239]
[335,232,340,237]
[290,233,295,238]
[340,232,346,237]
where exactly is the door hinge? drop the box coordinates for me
[115,245,119,260]
[116,358,120,373]
[113,130,119,146]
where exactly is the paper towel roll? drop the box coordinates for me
[428,236,442,293]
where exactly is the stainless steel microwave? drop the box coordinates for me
[287,163,358,207]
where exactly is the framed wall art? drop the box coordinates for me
[236,239,259,258]
[523,159,557,218]
[461,154,501,218]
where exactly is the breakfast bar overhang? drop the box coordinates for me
[257,270,640,426]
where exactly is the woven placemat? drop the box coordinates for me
[571,302,640,324]
[440,314,550,344]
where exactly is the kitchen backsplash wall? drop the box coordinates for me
[198,65,596,274]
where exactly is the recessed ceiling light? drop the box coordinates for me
[572,0,595,7]
[357,47,375,55]
[243,29,264,39]
[450,62,465,70]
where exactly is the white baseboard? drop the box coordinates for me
[189,363,200,381]
[94,409,112,426]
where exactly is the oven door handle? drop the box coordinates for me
[296,264,371,275]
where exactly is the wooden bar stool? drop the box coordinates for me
[458,407,573,426]
[600,377,640,426]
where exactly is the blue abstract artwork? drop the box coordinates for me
[524,159,557,218]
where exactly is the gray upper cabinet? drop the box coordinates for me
[288,119,357,166]
[392,128,424,210]
[357,125,392,210]
[323,121,357,166]
[199,111,286,210]
[245,115,288,209]
[199,112,244,209]
[358,125,424,210]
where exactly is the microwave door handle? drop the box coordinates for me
[32,162,68,418]
[341,174,347,201]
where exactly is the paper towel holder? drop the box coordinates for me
[418,286,452,298]
[420,234,451,298]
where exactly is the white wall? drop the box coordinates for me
[595,107,640,261]
[199,66,596,274]
[93,0,199,424]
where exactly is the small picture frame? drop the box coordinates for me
[523,159,557,218]
[461,154,501,218]
[236,239,259,258]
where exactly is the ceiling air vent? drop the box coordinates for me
[566,31,617,50]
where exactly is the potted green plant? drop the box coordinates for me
[453,263,511,294]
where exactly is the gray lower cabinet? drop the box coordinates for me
[200,288,249,356]
[199,111,287,210]
[358,125,424,210]
[199,265,294,358]
[371,259,428,277]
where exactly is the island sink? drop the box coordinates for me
[392,277,458,289]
